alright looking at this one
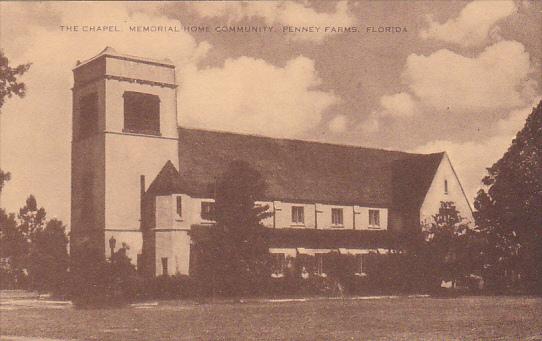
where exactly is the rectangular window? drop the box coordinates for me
[369,209,380,227]
[444,180,449,194]
[271,253,285,277]
[356,254,365,275]
[291,206,304,224]
[176,196,182,218]
[123,91,160,135]
[161,257,168,276]
[331,208,343,226]
[316,254,325,276]
[79,93,98,139]
[201,202,215,221]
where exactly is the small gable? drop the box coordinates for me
[146,160,185,196]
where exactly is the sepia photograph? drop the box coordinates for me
[0,1,541,340]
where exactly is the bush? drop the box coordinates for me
[70,246,143,308]
[144,275,194,299]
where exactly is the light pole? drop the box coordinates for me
[109,235,116,260]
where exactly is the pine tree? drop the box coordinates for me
[201,160,272,297]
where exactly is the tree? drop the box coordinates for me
[0,50,31,108]
[0,169,10,193]
[474,101,542,292]
[0,50,31,194]
[0,208,26,288]
[423,201,482,289]
[17,195,47,237]
[0,196,69,292]
[27,219,69,293]
[197,160,272,297]
[70,242,140,307]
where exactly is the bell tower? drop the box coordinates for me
[71,47,179,263]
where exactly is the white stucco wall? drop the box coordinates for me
[420,153,473,226]
[106,57,175,86]
[150,194,392,277]
[152,195,209,276]
[101,60,179,259]
[354,206,388,230]
[104,79,178,138]
[274,201,316,229]
[315,204,354,230]
[152,195,192,276]
[154,230,191,276]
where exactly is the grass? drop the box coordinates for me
[1,296,541,340]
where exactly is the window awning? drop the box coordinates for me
[338,248,391,255]
[269,248,297,257]
[297,248,337,256]
[338,248,372,255]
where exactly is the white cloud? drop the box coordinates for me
[378,92,416,117]
[413,101,539,204]
[369,39,536,132]
[179,56,339,137]
[403,40,536,113]
[358,116,380,135]
[420,0,516,47]
[328,114,347,133]
[189,1,355,42]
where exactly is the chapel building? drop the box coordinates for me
[70,48,473,278]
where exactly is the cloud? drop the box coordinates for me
[358,92,417,135]
[413,101,539,204]
[357,115,380,135]
[368,39,536,133]
[420,0,516,47]
[0,2,210,222]
[179,56,339,137]
[378,92,416,117]
[188,1,355,42]
[403,40,536,113]
[328,114,347,133]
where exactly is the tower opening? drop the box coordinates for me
[123,91,160,135]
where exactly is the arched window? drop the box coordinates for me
[444,179,449,194]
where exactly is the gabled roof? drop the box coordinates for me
[156,127,444,208]
[392,152,445,210]
[146,160,186,196]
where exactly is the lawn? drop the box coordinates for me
[1,296,541,340]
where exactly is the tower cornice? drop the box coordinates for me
[72,74,177,90]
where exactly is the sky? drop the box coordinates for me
[0,0,540,225]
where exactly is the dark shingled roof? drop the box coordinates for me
[145,128,444,209]
[392,153,445,210]
[146,160,186,195]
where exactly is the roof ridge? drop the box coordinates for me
[74,47,175,70]
[178,126,438,157]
